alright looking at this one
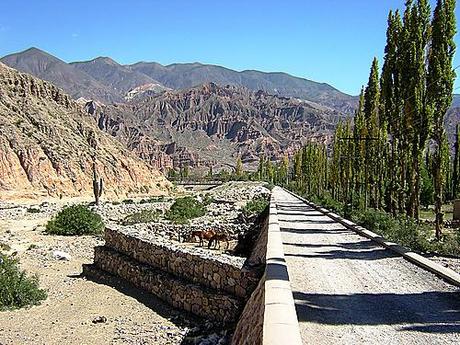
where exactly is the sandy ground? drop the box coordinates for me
[0,211,193,345]
[0,182,269,345]
[274,188,460,345]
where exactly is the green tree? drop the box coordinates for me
[420,156,434,209]
[400,0,432,218]
[257,155,265,180]
[363,58,381,208]
[380,10,403,214]
[427,0,457,238]
[266,159,275,184]
[235,156,243,178]
[294,151,303,188]
[453,124,460,198]
[279,155,289,186]
[353,88,367,202]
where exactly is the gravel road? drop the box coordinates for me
[274,188,460,345]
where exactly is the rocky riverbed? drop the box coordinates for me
[0,181,270,345]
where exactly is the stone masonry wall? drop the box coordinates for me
[231,272,265,345]
[104,227,259,299]
[90,246,242,322]
[230,221,268,345]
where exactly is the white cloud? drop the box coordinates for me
[71,33,79,38]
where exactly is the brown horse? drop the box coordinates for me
[189,229,216,247]
[208,233,230,250]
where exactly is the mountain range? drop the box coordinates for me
[2,47,459,175]
[0,47,355,170]
[1,47,357,114]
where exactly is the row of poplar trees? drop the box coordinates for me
[287,0,457,239]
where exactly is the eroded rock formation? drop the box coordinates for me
[0,63,169,200]
[86,83,346,169]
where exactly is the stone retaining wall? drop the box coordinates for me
[104,227,259,299]
[231,274,265,345]
[88,246,242,322]
[139,222,250,242]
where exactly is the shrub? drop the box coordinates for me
[431,231,460,256]
[122,199,135,204]
[166,197,206,224]
[0,253,47,310]
[122,209,162,225]
[26,207,40,214]
[139,196,165,204]
[242,197,269,218]
[202,194,216,206]
[45,205,104,236]
[312,194,344,215]
[264,183,275,191]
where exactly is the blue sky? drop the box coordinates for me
[0,0,459,95]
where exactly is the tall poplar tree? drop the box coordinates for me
[235,156,243,178]
[400,0,431,218]
[427,0,457,238]
[353,88,367,201]
[453,124,460,198]
[381,10,403,214]
[363,58,381,208]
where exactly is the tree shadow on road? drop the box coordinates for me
[336,240,380,250]
[280,219,338,224]
[284,247,397,261]
[277,211,324,217]
[279,227,350,235]
[292,290,460,334]
[283,240,378,251]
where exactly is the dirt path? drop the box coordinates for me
[273,188,460,345]
[0,211,191,345]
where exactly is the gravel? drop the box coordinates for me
[274,188,460,345]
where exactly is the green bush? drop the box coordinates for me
[242,197,269,218]
[0,253,47,310]
[45,205,104,236]
[139,196,165,204]
[26,207,41,214]
[430,231,460,256]
[166,197,206,224]
[122,199,135,204]
[264,183,275,191]
[122,209,162,225]
[202,194,216,206]
[312,194,345,215]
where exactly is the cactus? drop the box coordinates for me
[92,161,103,205]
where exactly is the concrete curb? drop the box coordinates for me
[282,188,460,288]
[263,193,303,345]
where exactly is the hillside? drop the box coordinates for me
[1,48,122,103]
[129,61,358,114]
[1,48,357,113]
[86,83,344,170]
[0,62,169,200]
[71,57,168,95]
